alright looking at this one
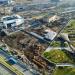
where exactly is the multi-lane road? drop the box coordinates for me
[0,48,40,75]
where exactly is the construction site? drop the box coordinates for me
[0,0,75,75]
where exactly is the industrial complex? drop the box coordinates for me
[0,0,75,75]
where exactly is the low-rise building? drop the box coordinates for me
[0,0,14,5]
[1,14,24,28]
[44,29,57,41]
[43,15,60,23]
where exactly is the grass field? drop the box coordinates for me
[50,41,68,47]
[71,42,75,47]
[63,20,75,34]
[53,67,75,75]
[62,19,75,47]
[43,49,73,63]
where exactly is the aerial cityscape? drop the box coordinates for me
[0,0,75,75]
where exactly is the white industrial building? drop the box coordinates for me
[1,14,24,28]
[44,29,57,41]
[43,15,60,23]
[0,0,14,5]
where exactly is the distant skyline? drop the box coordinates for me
[31,0,75,4]
[14,0,75,4]
[31,0,50,4]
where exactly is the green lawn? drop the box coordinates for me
[62,20,75,40]
[53,67,75,75]
[50,41,68,47]
[71,42,75,47]
[63,20,75,34]
[43,50,73,63]
[49,20,75,48]
[62,19,75,46]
